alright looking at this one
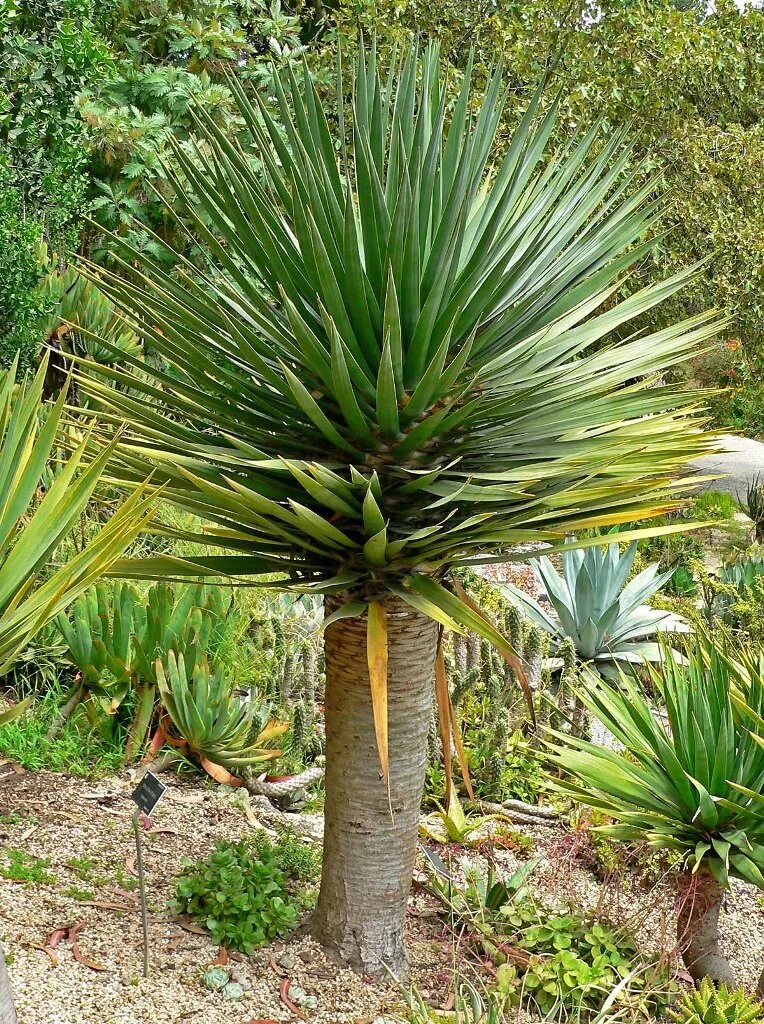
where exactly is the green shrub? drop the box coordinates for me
[692,490,736,522]
[172,835,302,953]
[0,169,48,372]
[670,979,764,1024]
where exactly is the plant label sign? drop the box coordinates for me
[131,772,167,817]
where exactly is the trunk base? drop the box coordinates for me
[677,870,735,984]
[311,598,437,981]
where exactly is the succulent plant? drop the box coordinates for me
[203,966,229,991]
[157,651,288,779]
[670,979,764,1024]
[502,542,685,678]
[222,981,245,1001]
[44,267,142,365]
[127,581,231,760]
[54,582,137,731]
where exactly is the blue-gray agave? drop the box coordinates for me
[501,542,684,676]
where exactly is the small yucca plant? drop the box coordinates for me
[547,632,764,984]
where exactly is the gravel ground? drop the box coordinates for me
[1,768,763,1024]
[0,769,405,1024]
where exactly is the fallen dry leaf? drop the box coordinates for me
[279,978,308,1020]
[81,901,135,913]
[32,923,107,972]
[172,915,208,936]
[71,946,108,972]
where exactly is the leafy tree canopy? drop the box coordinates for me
[335,0,764,358]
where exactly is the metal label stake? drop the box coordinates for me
[130,772,168,979]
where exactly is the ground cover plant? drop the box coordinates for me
[172,835,303,953]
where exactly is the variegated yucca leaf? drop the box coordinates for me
[0,355,156,677]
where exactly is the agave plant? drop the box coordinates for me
[502,542,684,677]
[76,43,718,976]
[546,632,764,984]
[156,651,287,781]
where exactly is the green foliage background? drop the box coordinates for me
[1,0,763,426]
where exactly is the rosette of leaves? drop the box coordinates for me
[670,979,764,1024]
[127,581,230,760]
[502,542,685,678]
[547,632,764,984]
[156,650,287,782]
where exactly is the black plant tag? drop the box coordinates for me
[131,772,167,817]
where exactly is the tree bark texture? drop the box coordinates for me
[677,868,735,984]
[311,598,437,980]
[0,942,16,1024]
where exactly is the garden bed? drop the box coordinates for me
[2,767,762,1024]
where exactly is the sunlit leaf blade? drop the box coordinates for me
[367,602,389,785]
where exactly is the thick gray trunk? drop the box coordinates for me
[0,942,16,1024]
[677,869,735,984]
[311,598,437,980]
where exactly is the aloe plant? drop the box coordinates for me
[51,582,137,737]
[54,580,232,759]
[127,581,232,760]
[156,651,287,781]
[670,978,764,1024]
[502,542,684,677]
[546,633,764,983]
[44,268,141,365]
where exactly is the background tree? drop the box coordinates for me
[333,0,764,363]
[78,42,717,976]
